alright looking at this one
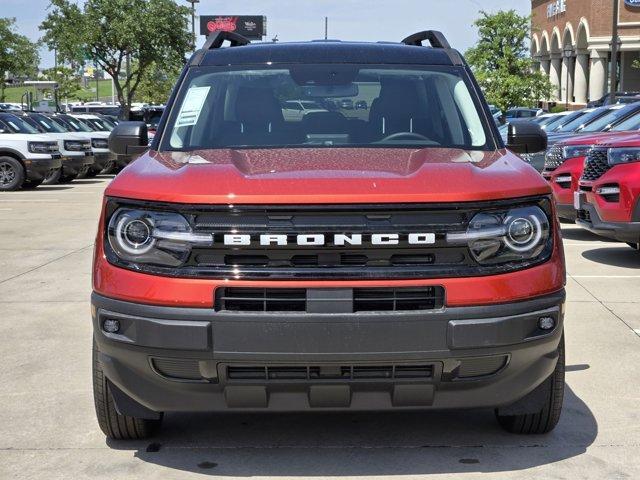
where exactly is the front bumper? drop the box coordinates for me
[576,201,640,243]
[93,290,565,413]
[93,151,115,171]
[62,152,94,176]
[25,155,62,181]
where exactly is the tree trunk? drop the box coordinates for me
[113,80,129,121]
[0,82,5,103]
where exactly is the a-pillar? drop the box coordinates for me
[589,50,608,102]
[574,51,589,105]
[561,54,575,104]
[549,54,562,101]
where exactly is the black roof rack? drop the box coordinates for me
[190,30,251,66]
[401,31,450,49]
[401,30,463,66]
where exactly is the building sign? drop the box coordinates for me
[547,0,567,18]
[200,15,266,40]
[625,0,640,7]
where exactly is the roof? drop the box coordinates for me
[196,41,459,67]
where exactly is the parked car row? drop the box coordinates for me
[0,110,127,191]
[537,116,640,251]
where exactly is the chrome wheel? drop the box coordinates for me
[0,161,16,186]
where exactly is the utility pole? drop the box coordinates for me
[325,17,328,40]
[609,0,620,104]
[186,0,200,50]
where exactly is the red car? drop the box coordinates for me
[93,31,566,439]
[543,132,635,220]
[575,134,640,249]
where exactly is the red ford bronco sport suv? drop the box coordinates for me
[575,134,640,250]
[93,31,566,439]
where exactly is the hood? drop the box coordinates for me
[0,133,53,142]
[558,131,634,147]
[106,147,550,204]
[592,132,640,148]
[38,132,87,141]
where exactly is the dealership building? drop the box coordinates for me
[531,0,640,106]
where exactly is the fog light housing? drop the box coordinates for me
[538,316,555,331]
[103,319,121,333]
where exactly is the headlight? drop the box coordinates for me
[64,140,88,151]
[107,208,212,267]
[91,138,109,149]
[447,204,551,265]
[563,145,592,160]
[28,141,58,154]
[607,147,640,166]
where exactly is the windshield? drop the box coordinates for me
[0,114,39,134]
[555,109,610,133]
[581,106,633,132]
[547,111,589,132]
[610,111,640,131]
[161,64,490,151]
[83,118,113,131]
[57,115,93,132]
[29,114,67,133]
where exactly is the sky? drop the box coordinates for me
[2,0,530,68]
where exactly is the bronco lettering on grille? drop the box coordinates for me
[220,233,436,246]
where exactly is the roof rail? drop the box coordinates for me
[204,30,251,49]
[190,30,251,66]
[401,30,463,66]
[401,31,451,49]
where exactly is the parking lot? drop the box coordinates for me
[0,176,639,480]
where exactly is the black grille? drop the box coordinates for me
[544,144,564,171]
[216,287,445,312]
[105,198,554,280]
[227,364,434,382]
[582,149,611,181]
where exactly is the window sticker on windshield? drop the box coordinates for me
[176,86,210,127]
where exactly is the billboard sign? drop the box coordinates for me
[200,15,266,40]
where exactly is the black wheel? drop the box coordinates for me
[84,167,100,178]
[22,179,43,189]
[43,168,61,185]
[92,340,162,439]
[59,172,79,184]
[496,335,565,434]
[0,156,25,191]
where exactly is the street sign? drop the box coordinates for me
[199,15,266,40]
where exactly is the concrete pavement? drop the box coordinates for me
[1,177,638,479]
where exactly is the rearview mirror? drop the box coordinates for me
[108,121,149,156]
[507,120,547,154]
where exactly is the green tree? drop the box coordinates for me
[0,18,40,101]
[465,10,552,112]
[42,66,81,102]
[134,61,181,105]
[41,0,191,118]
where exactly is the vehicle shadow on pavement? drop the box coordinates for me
[560,227,611,242]
[108,385,597,476]
[582,247,640,268]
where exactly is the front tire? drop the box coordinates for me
[496,335,565,434]
[92,340,162,439]
[0,156,25,191]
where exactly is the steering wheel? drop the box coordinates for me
[379,132,430,142]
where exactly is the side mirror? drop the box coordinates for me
[507,120,547,154]
[108,121,149,155]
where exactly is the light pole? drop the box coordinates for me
[609,0,621,104]
[185,0,200,50]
